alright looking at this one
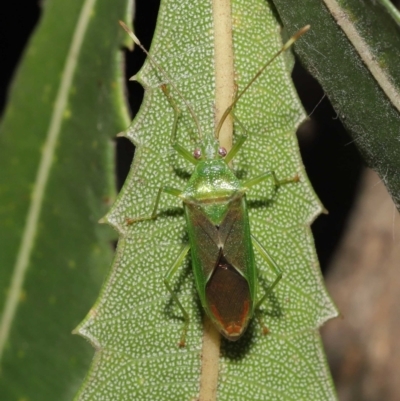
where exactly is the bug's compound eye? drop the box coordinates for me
[193,148,202,159]
[218,147,227,158]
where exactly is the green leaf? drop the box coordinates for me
[271,0,400,211]
[0,0,131,399]
[75,0,337,399]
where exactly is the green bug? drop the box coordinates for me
[120,22,309,346]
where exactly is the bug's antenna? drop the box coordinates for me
[119,21,203,140]
[215,25,310,139]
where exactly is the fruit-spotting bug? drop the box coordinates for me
[120,21,310,346]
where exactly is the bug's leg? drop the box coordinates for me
[231,112,298,189]
[126,186,182,225]
[224,113,248,164]
[161,85,197,165]
[220,85,248,164]
[242,170,299,192]
[251,235,283,335]
[164,244,191,347]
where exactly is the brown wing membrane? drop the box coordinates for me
[205,250,251,340]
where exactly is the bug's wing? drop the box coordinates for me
[185,197,255,339]
[218,196,253,278]
[184,203,220,280]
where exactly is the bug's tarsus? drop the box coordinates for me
[125,215,157,225]
[255,311,270,336]
[215,25,311,139]
[178,327,188,348]
[275,173,300,187]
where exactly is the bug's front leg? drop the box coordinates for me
[161,84,197,165]
[126,186,182,225]
[251,235,283,335]
[164,244,191,347]
[223,111,247,164]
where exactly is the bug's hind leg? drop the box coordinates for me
[164,244,191,347]
[252,235,283,336]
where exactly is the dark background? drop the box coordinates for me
[0,0,370,273]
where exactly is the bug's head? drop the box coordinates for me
[192,135,228,162]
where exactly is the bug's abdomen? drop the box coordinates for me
[205,252,251,340]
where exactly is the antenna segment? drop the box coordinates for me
[119,21,203,140]
[215,25,311,139]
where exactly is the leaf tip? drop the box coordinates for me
[98,216,108,224]
[116,131,128,138]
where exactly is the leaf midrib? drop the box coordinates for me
[322,0,400,111]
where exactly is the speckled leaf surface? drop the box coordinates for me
[0,0,131,399]
[76,0,338,399]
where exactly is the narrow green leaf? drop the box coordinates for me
[378,0,400,25]
[0,0,131,399]
[76,0,337,399]
[271,0,400,211]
